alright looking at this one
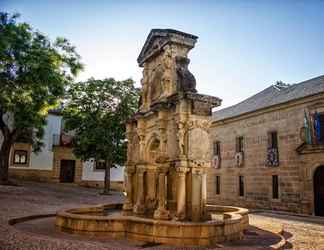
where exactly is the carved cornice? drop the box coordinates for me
[137,29,198,67]
[176,167,190,174]
[156,166,169,174]
[189,159,209,168]
[185,92,222,107]
[191,167,206,175]
[126,165,136,174]
[186,119,211,132]
[136,165,147,174]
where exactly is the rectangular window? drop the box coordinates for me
[272,175,279,199]
[13,150,28,164]
[267,131,279,167]
[269,131,278,149]
[239,176,244,197]
[213,141,220,156]
[236,136,244,153]
[216,176,221,195]
[95,160,106,170]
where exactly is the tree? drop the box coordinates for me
[63,78,139,194]
[0,12,83,184]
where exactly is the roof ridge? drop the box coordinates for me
[214,85,275,112]
[213,74,324,121]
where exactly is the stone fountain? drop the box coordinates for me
[56,29,249,246]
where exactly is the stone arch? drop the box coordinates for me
[299,162,324,215]
[313,165,324,216]
[145,133,160,164]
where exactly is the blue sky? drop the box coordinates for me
[2,0,324,108]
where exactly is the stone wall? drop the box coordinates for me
[207,93,324,214]
[9,168,53,182]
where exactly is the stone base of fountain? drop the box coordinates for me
[55,204,249,247]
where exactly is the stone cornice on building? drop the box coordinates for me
[211,92,324,127]
[133,91,221,119]
[137,29,198,67]
[296,143,324,155]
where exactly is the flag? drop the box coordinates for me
[314,111,321,143]
[309,112,316,144]
[304,110,312,144]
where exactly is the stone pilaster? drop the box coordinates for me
[176,167,190,220]
[191,168,207,221]
[133,166,146,215]
[158,110,168,158]
[122,165,136,212]
[126,123,134,162]
[154,166,170,220]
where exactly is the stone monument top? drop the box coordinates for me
[137,29,198,67]
[137,29,220,113]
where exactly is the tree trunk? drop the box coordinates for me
[102,160,111,195]
[0,140,11,184]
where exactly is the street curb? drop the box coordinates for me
[250,209,324,222]
[8,214,56,225]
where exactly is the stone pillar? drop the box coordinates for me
[122,165,136,212]
[176,167,189,220]
[191,168,206,221]
[201,169,207,217]
[126,123,134,160]
[133,166,146,215]
[158,110,168,157]
[154,166,170,220]
[158,110,168,163]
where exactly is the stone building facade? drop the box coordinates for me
[207,77,324,216]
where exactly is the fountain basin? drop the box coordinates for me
[56,204,249,246]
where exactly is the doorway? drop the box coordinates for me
[60,160,75,183]
[314,166,324,216]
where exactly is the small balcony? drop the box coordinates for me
[297,120,324,154]
[296,143,324,155]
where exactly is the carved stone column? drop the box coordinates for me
[133,166,146,215]
[158,110,168,158]
[122,165,136,212]
[153,166,170,220]
[176,167,189,220]
[191,168,207,221]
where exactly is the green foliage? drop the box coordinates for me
[63,78,140,166]
[0,12,83,151]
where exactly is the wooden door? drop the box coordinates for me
[60,160,75,183]
[314,166,324,216]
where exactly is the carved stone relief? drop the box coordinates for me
[176,56,197,93]
[188,128,210,161]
